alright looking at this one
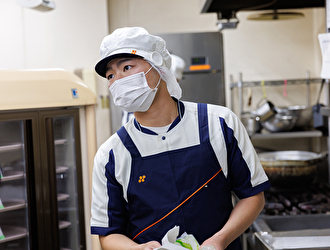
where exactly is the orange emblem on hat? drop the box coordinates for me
[131,50,137,54]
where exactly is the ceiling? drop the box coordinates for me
[201,0,325,19]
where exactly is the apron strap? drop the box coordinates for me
[198,103,209,144]
[117,126,141,158]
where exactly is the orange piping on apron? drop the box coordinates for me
[132,169,222,241]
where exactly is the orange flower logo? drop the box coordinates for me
[138,175,146,183]
[131,50,137,54]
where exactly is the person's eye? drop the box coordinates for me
[107,74,114,81]
[123,65,132,71]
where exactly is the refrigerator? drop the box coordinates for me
[0,69,97,250]
[159,31,226,106]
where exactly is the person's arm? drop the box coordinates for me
[200,192,265,250]
[99,234,161,250]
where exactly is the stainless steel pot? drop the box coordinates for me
[261,113,298,132]
[256,99,277,122]
[276,105,313,128]
[241,112,262,136]
[258,151,327,189]
[261,106,312,132]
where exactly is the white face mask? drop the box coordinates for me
[109,67,161,112]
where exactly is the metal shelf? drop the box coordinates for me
[229,73,326,146]
[0,143,23,153]
[0,200,26,213]
[321,107,330,117]
[229,73,322,114]
[59,221,71,230]
[230,78,322,89]
[0,226,27,244]
[56,166,69,174]
[0,171,25,182]
[57,193,70,202]
[251,130,323,140]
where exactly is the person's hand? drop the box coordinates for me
[199,245,216,250]
[143,240,162,250]
[200,235,225,250]
[132,240,161,250]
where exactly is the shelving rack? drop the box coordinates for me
[231,73,330,185]
[229,73,324,141]
[230,72,323,117]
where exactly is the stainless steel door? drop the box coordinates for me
[159,32,226,106]
[179,72,225,105]
[0,120,30,249]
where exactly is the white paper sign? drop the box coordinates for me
[318,33,330,79]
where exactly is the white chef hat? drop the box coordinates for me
[170,54,186,80]
[95,27,181,99]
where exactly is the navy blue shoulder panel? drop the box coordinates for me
[117,126,141,158]
[197,103,209,144]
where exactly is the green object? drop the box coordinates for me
[0,227,4,240]
[175,239,193,250]
[175,233,200,250]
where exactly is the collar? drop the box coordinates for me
[134,99,184,135]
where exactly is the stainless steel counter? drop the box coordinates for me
[254,229,330,250]
[250,214,330,250]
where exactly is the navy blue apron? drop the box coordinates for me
[117,103,242,249]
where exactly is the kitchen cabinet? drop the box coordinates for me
[0,69,96,250]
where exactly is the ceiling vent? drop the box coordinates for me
[17,0,56,12]
[247,10,305,20]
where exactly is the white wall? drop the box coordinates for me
[108,0,218,34]
[3,0,326,109]
[223,9,325,82]
[223,8,326,112]
[0,1,109,250]
[0,0,108,72]
[107,0,326,109]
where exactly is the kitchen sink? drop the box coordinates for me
[252,215,330,249]
[255,214,330,232]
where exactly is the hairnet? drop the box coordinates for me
[95,27,171,78]
[170,55,186,80]
[147,60,182,100]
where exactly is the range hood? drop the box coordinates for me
[201,0,325,19]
